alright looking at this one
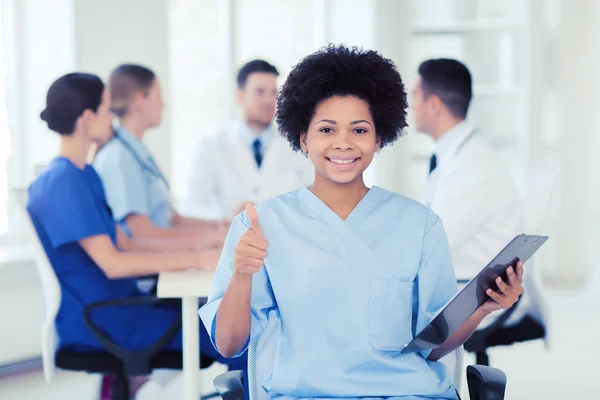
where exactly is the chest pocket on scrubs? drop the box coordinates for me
[368,277,414,351]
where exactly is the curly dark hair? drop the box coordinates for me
[276,44,408,152]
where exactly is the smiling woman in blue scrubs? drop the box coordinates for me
[199,45,524,400]
[28,73,246,395]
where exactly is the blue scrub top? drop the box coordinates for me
[94,126,173,233]
[200,186,459,399]
[28,157,178,351]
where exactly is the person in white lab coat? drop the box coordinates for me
[179,60,313,220]
[411,59,526,327]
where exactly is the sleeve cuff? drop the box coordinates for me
[198,298,222,354]
[420,348,433,359]
[198,298,265,359]
[112,206,151,224]
[51,227,111,249]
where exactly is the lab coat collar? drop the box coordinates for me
[434,120,476,165]
[235,119,275,150]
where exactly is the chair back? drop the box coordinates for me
[247,310,279,400]
[11,188,61,383]
[247,311,464,399]
[439,345,464,394]
[522,160,563,349]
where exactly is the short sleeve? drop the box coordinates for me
[94,146,150,222]
[414,211,458,358]
[34,173,112,249]
[198,212,277,358]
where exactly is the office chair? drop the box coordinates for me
[213,310,508,400]
[464,161,563,365]
[12,189,216,400]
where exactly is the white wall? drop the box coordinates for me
[235,0,315,80]
[550,0,600,283]
[508,0,599,284]
[170,0,316,202]
[168,0,221,197]
[12,0,75,186]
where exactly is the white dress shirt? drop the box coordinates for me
[178,120,314,219]
[421,121,524,281]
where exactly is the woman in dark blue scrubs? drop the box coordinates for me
[28,73,246,391]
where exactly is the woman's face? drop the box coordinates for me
[88,88,114,144]
[300,95,380,186]
[138,78,164,128]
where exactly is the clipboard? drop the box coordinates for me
[401,234,549,354]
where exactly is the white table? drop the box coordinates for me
[157,269,214,400]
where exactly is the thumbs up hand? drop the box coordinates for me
[234,203,268,275]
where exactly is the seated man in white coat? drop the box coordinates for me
[411,58,526,327]
[179,60,313,220]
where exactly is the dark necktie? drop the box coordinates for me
[428,154,437,175]
[252,138,263,168]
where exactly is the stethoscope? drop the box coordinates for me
[452,128,478,157]
[111,128,171,192]
[432,127,479,170]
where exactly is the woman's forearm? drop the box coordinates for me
[79,235,217,279]
[118,224,210,252]
[172,213,220,230]
[427,308,491,361]
[126,214,225,248]
[106,251,199,278]
[128,218,199,238]
[106,247,221,278]
[215,272,254,357]
[126,214,209,238]
[123,236,215,252]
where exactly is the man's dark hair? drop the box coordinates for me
[276,44,408,152]
[418,58,472,119]
[237,59,279,89]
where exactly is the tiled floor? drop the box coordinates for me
[0,363,227,400]
[0,269,597,399]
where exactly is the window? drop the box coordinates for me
[235,0,315,80]
[168,0,316,201]
[0,0,73,245]
[168,0,221,197]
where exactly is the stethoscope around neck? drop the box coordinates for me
[452,128,478,157]
[110,128,171,192]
